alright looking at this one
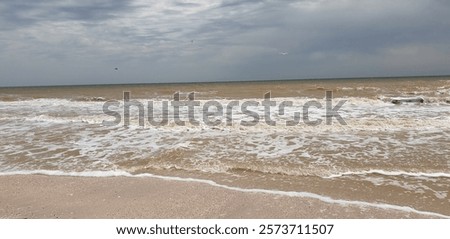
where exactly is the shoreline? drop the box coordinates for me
[0,175,440,219]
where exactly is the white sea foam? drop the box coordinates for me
[0,169,448,219]
[326,170,450,179]
[1,97,449,130]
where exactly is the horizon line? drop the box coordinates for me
[1,74,449,89]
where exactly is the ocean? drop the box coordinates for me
[0,76,449,217]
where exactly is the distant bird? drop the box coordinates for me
[114,67,119,70]
[279,52,288,55]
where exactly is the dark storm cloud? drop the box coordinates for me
[0,0,135,29]
[295,1,450,55]
[55,2,135,22]
[217,0,265,8]
[0,1,38,29]
[172,1,203,8]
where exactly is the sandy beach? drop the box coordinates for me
[0,175,438,219]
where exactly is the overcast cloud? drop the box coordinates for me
[1,0,450,86]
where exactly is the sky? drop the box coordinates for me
[1,0,450,87]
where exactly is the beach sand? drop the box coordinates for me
[0,175,436,219]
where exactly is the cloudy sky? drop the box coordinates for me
[1,0,450,86]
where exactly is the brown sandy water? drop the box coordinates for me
[2,76,449,100]
[0,76,449,217]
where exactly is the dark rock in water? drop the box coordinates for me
[391,97,424,104]
[91,97,106,102]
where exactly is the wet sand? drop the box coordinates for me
[0,175,437,219]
